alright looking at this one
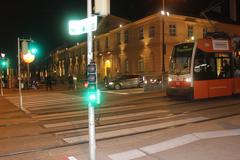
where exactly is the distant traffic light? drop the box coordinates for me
[1,61,7,67]
[0,57,8,68]
[29,42,39,55]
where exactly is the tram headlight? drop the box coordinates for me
[168,77,173,82]
[185,77,192,83]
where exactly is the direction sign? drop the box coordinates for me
[69,16,97,35]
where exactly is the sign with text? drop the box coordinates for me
[69,16,97,35]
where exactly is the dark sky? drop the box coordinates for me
[0,0,229,66]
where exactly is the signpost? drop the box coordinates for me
[68,1,97,160]
[68,1,109,159]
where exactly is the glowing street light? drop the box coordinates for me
[23,50,35,64]
[1,53,5,58]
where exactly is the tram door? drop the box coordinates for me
[193,50,233,99]
[233,54,240,94]
[208,53,233,97]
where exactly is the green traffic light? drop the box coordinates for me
[87,89,101,106]
[1,60,7,68]
[2,61,6,66]
[29,42,39,55]
[89,93,97,101]
[31,48,38,54]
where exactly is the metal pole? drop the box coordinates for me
[162,0,166,88]
[162,17,165,74]
[87,0,96,160]
[0,69,3,96]
[162,0,165,11]
[27,63,30,89]
[17,38,23,110]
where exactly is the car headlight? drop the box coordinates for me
[109,82,114,85]
[185,77,192,83]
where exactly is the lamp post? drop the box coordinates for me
[161,0,169,88]
[17,38,35,111]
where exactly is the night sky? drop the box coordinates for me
[0,0,229,66]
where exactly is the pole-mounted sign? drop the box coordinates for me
[68,16,97,35]
[94,0,110,16]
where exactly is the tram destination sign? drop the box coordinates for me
[212,40,229,51]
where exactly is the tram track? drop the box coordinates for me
[0,96,239,158]
[0,108,239,158]
[0,98,239,138]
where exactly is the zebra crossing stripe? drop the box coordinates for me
[54,113,181,135]
[41,107,168,125]
[62,117,209,144]
[68,156,78,160]
[108,128,240,160]
[108,149,146,160]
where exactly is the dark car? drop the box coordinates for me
[106,75,143,90]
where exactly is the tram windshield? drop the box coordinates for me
[170,43,194,75]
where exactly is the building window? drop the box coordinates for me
[169,24,176,36]
[96,40,100,51]
[125,59,129,73]
[187,25,194,38]
[116,32,121,44]
[203,27,208,37]
[139,26,144,40]
[105,37,108,49]
[138,59,144,73]
[149,26,155,38]
[124,30,129,43]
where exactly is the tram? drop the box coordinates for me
[166,32,240,99]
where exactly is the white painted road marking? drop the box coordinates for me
[101,90,129,95]
[140,134,199,154]
[108,128,240,160]
[63,117,208,144]
[44,109,169,128]
[68,156,78,160]
[193,129,240,139]
[108,149,146,160]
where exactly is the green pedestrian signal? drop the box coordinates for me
[86,62,101,106]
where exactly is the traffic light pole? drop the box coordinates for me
[17,38,23,110]
[87,0,96,160]
[0,69,3,96]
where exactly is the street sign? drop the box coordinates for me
[95,0,110,16]
[69,16,97,35]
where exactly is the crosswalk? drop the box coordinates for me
[5,91,207,146]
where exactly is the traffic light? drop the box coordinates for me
[87,62,100,105]
[0,58,8,68]
[29,42,38,55]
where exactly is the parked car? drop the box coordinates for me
[106,75,143,90]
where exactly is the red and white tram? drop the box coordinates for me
[167,32,240,99]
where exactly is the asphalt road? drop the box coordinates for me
[0,88,240,160]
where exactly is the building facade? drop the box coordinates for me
[50,13,240,82]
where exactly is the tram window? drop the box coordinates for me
[233,55,240,77]
[216,53,232,79]
[194,49,216,80]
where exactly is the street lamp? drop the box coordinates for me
[17,38,37,111]
[161,0,169,88]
